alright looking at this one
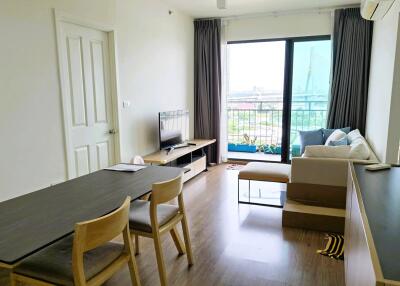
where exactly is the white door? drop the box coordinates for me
[58,22,116,178]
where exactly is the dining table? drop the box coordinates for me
[0,165,184,284]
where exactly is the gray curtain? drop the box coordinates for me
[194,19,222,164]
[327,8,373,135]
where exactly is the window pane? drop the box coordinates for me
[290,40,332,158]
[228,41,286,97]
[227,41,286,162]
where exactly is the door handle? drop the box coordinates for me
[108,129,117,134]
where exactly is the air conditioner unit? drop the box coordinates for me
[361,0,395,21]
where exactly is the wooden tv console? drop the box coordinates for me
[143,139,216,182]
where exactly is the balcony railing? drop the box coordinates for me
[227,100,328,148]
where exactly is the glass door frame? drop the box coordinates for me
[227,35,331,163]
[282,35,331,163]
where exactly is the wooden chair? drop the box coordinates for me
[129,174,193,286]
[11,197,141,286]
[132,156,151,201]
[132,156,145,165]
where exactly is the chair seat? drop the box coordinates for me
[238,162,291,183]
[129,200,179,233]
[14,235,124,286]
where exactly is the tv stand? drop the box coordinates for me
[143,139,216,182]
[166,143,190,155]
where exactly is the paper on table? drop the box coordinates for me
[104,164,147,172]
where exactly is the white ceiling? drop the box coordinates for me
[162,0,360,18]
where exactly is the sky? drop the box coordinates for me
[227,40,332,97]
[228,41,286,95]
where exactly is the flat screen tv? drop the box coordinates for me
[159,110,190,150]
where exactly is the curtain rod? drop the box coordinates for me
[194,4,360,21]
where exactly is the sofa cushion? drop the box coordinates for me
[345,129,371,160]
[350,141,370,160]
[325,130,347,146]
[328,137,348,146]
[347,129,363,143]
[322,127,351,143]
[238,162,291,183]
[303,145,351,159]
[299,129,323,154]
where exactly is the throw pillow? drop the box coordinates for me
[325,130,347,146]
[328,137,348,146]
[347,129,363,144]
[298,129,323,154]
[303,145,351,159]
[349,138,370,160]
[344,129,370,159]
[322,127,351,143]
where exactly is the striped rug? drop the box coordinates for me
[317,234,344,260]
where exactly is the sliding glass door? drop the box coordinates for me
[227,41,286,162]
[226,36,331,163]
[289,39,332,159]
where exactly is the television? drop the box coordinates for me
[159,110,190,150]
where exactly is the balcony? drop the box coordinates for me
[227,99,328,161]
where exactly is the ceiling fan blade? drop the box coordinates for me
[217,0,226,9]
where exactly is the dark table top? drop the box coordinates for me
[354,164,400,281]
[0,165,184,264]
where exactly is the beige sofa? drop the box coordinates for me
[291,143,379,194]
[283,142,379,233]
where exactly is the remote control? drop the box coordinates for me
[365,164,391,171]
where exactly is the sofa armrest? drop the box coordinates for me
[291,157,349,187]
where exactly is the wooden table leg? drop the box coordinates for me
[0,262,17,286]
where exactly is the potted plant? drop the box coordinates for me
[228,134,257,153]
[274,144,282,154]
[263,144,282,154]
[291,144,301,157]
[263,144,274,154]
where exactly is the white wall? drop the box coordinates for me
[225,12,332,41]
[365,1,400,163]
[116,0,194,161]
[0,0,193,201]
[0,0,116,202]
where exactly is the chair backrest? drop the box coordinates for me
[150,174,184,205]
[133,156,145,165]
[73,197,131,252]
[72,197,132,285]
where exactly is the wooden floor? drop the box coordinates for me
[106,164,345,286]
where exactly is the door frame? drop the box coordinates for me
[282,36,331,163]
[54,9,121,179]
[227,35,331,163]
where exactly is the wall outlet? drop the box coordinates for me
[123,100,131,108]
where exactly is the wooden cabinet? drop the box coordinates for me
[183,155,206,182]
[345,168,377,286]
[143,139,216,183]
[345,164,400,286]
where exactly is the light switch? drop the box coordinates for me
[123,100,131,108]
